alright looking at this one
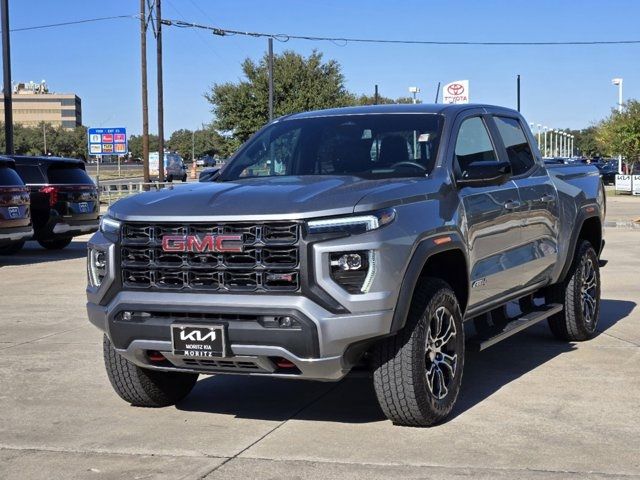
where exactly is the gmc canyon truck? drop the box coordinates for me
[87,104,605,426]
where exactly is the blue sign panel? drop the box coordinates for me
[88,127,128,156]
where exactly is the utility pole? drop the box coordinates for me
[156,0,165,182]
[434,82,441,104]
[374,84,379,105]
[42,123,47,154]
[268,37,274,121]
[1,0,13,154]
[140,0,150,183]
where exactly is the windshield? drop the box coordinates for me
[220,113,443,181]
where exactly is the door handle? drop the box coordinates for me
[539,194,555,203]
[504,200,522,210]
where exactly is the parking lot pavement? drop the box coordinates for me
[0,230,639,480]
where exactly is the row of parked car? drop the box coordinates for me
[0,155,99,254]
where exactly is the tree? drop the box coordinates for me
[355,94,417,105]
[596,100,640,170]
[0,122,87,159]
[206,50,353,144]
[571,126,607,158]
[167,127,226,161]
[128,133,159,160]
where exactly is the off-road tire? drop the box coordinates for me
[546,240,600,341]
[103,335,198,407]
[37,237,72,250]
[0,240,25,255]
[372,278,464,427]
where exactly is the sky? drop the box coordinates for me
[6,0,640,135]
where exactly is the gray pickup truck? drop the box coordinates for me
[87,104,605,426]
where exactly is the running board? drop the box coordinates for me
[471,303,563,352]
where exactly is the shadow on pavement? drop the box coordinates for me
[0,240,87,267]
[179,298,635,424]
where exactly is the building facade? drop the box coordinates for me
[0,81,82,129]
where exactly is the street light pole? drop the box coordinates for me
[408,86,420,156]
[612,78,623,172]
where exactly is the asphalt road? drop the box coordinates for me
[0,228,638,479]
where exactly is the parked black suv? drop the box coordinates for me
[0,156,33,254]
[11,156,99,250]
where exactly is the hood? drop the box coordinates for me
[109,175,426,222]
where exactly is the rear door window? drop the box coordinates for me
[0,166,24,186]
[47,165,94,185]
[493,116,536,176]
[15,164,46,184]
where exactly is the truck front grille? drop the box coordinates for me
[120,222,301,292]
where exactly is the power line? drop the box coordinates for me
[3,14,138,33]
[163,18,640,46]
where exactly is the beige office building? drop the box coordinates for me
[0,81,82,129]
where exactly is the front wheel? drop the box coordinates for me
[103,335,198,407]
[38,238,72,250]
[372,278,464,427]
[546,240,601,341]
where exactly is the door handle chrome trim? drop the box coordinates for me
[504,200,522,210]
[539,194,555,203]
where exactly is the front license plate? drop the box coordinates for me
[78,202,89,213]
[171,324,226,358]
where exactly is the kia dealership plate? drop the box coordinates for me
[171,324,226,358]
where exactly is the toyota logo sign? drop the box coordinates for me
[447,83,465,96]
[443,80,470,104]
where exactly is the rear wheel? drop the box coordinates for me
[372,278,464,426]
[0,240,25,255]
[103,335,198,407]
[166,175,173,183]
[181,174,187,182]
[546,240,600,341]
[38,238,72,250]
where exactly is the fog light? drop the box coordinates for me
[329,251,375,294]
[334,253,362,271]
[122,311,132,321]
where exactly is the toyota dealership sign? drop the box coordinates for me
[443,80,470,104]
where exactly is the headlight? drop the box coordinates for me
[100,215,121,237]
[307,209,395,236]
[329,250,377,294]
[88,248,107,287]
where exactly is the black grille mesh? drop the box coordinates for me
[120,222,300,292]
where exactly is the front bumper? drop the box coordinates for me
[87,291,393,380]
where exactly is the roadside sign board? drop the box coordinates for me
[443,80,470,104]
[615,174,632,193]
[633,175,640,195]
[87,127,127,156]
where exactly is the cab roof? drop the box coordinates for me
[278,103,521,122]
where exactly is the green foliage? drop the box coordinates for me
[128,133,159,160]
[206,50,353,143]
[0,123,88,159]
[570,126,607,158]
[596,100,640,166]
[355,94,417,106]
[167,127,226,161]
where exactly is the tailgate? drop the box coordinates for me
[0,186,31,228]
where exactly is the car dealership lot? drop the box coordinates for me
[0,228,639,480]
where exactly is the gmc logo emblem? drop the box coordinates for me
[162,234,243,253]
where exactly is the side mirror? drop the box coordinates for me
[199,167,220,182]
[457,160,512,187]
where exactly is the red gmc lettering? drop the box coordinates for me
[215,235,243,253]
[187,235,215,252]
[162,235,186,252]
